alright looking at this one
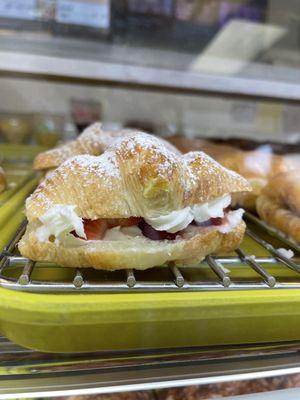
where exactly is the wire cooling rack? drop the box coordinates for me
[0,215,299,293]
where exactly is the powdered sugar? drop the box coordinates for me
[118,133,180,180]
[28,132,250,221]
[60,152,120,192]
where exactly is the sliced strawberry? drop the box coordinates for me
[81,217,142,240]
[107,217,142,228]
[83,219,108,240]
[138,221,178,241]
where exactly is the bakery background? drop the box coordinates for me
[1,1,300,399]
[0,0,300,145]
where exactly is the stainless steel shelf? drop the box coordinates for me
[1,336,300,399]
[0,33,300,101]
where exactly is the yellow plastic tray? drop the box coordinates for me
[0,144,41,249]
[1,144,300,354]
[1,283,300,353]
[0,219,300,353]
[0,143,45,160]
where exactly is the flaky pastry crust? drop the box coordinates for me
[33,123,179,171]
[26,133,251,222]
[169,136,293,210]
[19,221,245,270]
[256,170,300,242]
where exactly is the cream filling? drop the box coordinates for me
[217,209,244,233]
[103,226,143,241]
[36,205,86,245]
[35,196,242,246]
[145,194,231,233]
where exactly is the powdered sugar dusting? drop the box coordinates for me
[26,180,53,217]
[117,132,180,180]
[61,152,120,190]
[28,131,250,221]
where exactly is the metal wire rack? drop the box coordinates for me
[0,215,299,293]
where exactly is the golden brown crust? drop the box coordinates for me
[18,221,246,270]
[256,194,300,243]
[169,136,290,177]
[25,133,251,222]
[0,167,6,193]
[260,170,300,214]
[33,123,126,171]
[33,124,180,171]
[169,136,293,210]
[256,170,300,242]
[169,136,235,160]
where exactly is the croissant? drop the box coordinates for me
[0,167,6,193]
[256,170,300,242]
[19,133,251,270]
[33,122,180,172]
[169,136,293,210]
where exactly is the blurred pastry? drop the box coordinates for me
[19,132,251,270]
[256,170,300,242]
[32,114,63,148]
[169,136,293,210]
[33,123,180,173]
[0,116,30,144]
[0,167,6,193]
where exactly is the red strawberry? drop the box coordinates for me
[83,219,108,240]
[107,217,142,228]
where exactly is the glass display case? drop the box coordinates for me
[0,1,300,399]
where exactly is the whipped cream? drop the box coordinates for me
[145,194,231,233]
[218,209,244,234]
[193,194,231,224]
[35,195,241,246]
[36,205,86,245]
[145,207,194,234]
[277,248,294,259]
[103,226,143,241]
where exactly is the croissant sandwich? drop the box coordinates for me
[169,136,293,210]
[33,122,179,173]
[256,170,300,243]
[19,133,251,270]
[0,167,6,194]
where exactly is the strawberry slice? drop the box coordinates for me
[107,217,142,228]
[83,219,108,240]
[82,217,142,240]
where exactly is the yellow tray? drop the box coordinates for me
[0,220,300,353]
[0,173,39,250]
[0,282,300,353]
[0,143,45,161]
[0,144,41,249]
[1,144,300,354]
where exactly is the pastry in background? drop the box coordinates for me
[169,136,294,210]
[33,123,180,173]
[0,115,30,144]
[256,170,300,243]
[19,132,251,270]
[33,122,127,172]
[0,167,6,193]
